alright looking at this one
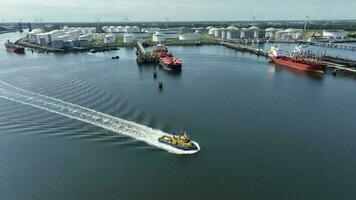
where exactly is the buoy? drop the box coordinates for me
[159,82,163,89]
[153,72,157,79]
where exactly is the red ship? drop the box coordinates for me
[269,46,326,73]
[5,40,25,54]
[154,44,182,71]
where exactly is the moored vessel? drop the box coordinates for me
[269,46,326,73]
[153,44,182,71]
[5,40,25,54]
[158,131,198,151]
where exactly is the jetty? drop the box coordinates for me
[325,62,356,75]
[135,41,159,64]
[310,42,356,51]
[220,41,269,57]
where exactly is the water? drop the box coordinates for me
[1,32,356,200]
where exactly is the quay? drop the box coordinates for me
[135,41,159,64]
[220,41,269,57]
[325,62,356,75]
[310,42,356,51]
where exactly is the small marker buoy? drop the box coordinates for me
[159,82,163,89]
[153,72,157,79]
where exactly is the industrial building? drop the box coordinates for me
[152,32,165,42]
[179,33,201,41]
[322,30,346,39]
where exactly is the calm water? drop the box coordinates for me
[1,32,356,200]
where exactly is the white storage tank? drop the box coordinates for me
[63,40,74,48]
[227,28,240,40]
[109,26,116,33]
[36,33,49,45]
[132,26,140,32]
[208,28,217,35]
[143,27,160,34]
[179,33,201,41]
[116,26,125,32]
[221,28,228,39]
[152,32,165,42]
[104,34,115,44]
[125,26,136,33]
[93,33,105,40]
[214,29,222,38]
[78,34,93,42]
[265,27,277,39]
[123,34,134,44]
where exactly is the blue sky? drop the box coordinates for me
[1,0,355,22]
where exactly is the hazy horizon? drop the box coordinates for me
[1,0,356,22]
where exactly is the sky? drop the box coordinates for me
[1,0,356,22]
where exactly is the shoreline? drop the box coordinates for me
[15,38,220,53]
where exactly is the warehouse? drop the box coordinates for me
[179,33,201,41]
[152,32,165,42]
[323,30,346,39]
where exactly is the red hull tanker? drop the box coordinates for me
[269,46,326,73]
[5,40,25,54]
[154,44,182,71]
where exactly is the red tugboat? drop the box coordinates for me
[5,40,25,54]
[154,44,182,71]
[269,46,326,73]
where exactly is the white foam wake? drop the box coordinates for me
[0,81,200,154]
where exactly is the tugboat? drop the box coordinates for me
[5,40,25,54]
[158,131,198,151]
[153,44,182,71]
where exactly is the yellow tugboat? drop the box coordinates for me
[158,131,198,151]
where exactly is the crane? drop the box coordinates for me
[304,16,312,31]
[94,17,102,33]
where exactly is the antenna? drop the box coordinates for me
[165,16,168,29]
[94,17,101,32]
[252,11,257,26]
[123,13,129,26]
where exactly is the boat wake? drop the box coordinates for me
[0,81,200,154]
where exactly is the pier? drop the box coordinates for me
[310,42,356,51]
[325,62,356,75]
[220,41,269,57]
[135,41,159,64]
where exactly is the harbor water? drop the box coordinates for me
[1,32,356,200]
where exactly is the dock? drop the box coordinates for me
[220,41,269,57]
[325,62,356,75]
[135,41,159,64]
[310,42,356,51]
